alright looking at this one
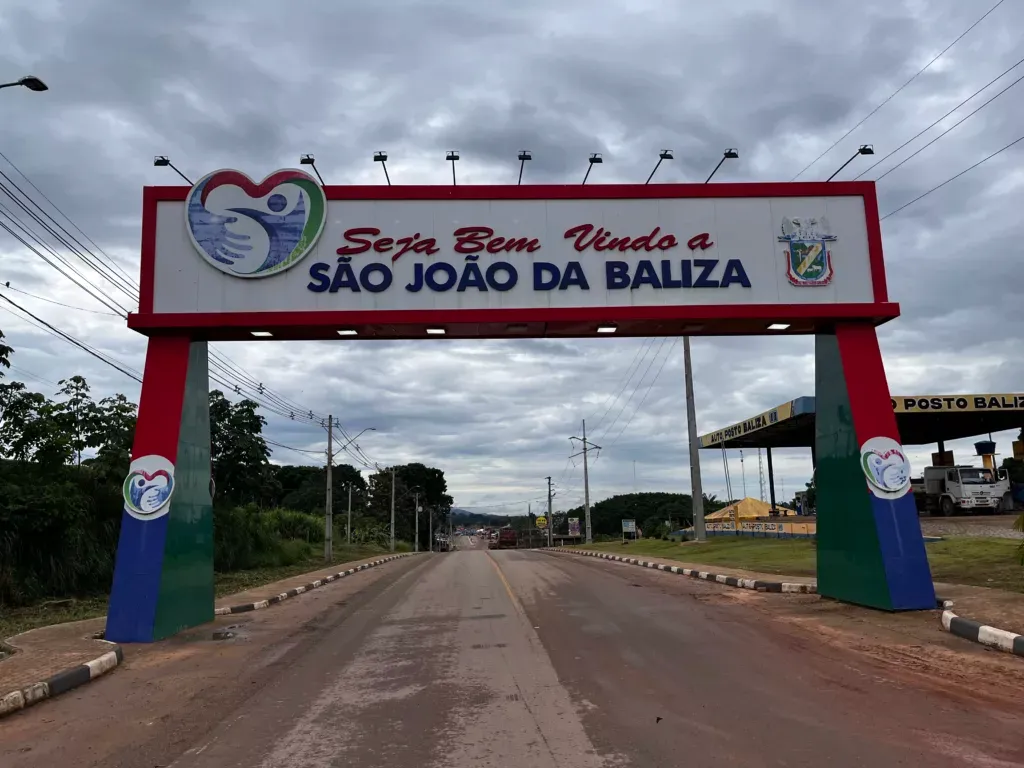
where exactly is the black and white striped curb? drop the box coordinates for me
[0,642,123,719]
[214,554,412,615]
[940,600,1024,658]
[557,549,817,594]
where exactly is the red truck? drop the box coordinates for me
[496,528,518,550]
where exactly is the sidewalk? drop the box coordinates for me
[1,553,411,715]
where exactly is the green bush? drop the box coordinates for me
[213,504,323,572]
[0,461,122,606]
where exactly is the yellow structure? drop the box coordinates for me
[705,497,797,521]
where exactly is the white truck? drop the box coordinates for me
[911,465,1012,516]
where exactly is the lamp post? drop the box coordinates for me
[705,148,739,183]
[153,156,193,185]
[446,150,460,186]
[582,153,603,185]
[646,150,673,184]
[682,149,741,544]
[826,144,873,181]
[517,150,532,185]
[374,151,391,185]
[299,154,325,185]
[0,76,48,92]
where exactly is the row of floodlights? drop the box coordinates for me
[155,144,874,187]
[247,322,794,338]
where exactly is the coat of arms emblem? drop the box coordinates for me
[778,216,836,286]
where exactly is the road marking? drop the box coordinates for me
[486,551,526,618]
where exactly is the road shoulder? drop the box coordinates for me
[0,553,415,721]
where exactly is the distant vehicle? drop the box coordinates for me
[912,465,1012,516]
[496,528,518,550]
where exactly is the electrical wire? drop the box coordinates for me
[881,131,1024,220]
[0,149,137,286]
[0,282,122,317]
[855,53,1024,180]
[596,338,669,445]
[872,68,1024,183]
[791,0,1007,180]
[604,339,678,451]
[0,293,143,382]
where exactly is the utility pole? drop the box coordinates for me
[389,467,396,553]
[414,491,420,553]
[546,475,553,548]
[346,483,353,546]
[429,506,433,552]
[684,337,706,541]
[570,419,600,544]
[325,415,333,562]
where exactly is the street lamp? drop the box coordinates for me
[299,154,325,185]
[582,153,603,185]
[646,150,673,184]
[446,150,460,186]
[153,156,193,185]
[517,150,532,185]
[0,76,48,92]
[373,151,391,185]
[826,144,873,181]
[705,148,739,183]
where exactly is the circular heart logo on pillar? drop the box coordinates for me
[859,436,912,500]
[186,169,327,278]
[123,455,176,520]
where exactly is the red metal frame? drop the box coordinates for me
[134,182,893,339]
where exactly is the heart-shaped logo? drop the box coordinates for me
[186,169,326,278]
[859,436,912,499]
[123,455,176,520]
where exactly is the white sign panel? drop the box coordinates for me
[149,172,876,316]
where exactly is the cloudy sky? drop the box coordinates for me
[1,0,1022,513]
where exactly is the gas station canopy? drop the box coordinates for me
[699,393,1024,449]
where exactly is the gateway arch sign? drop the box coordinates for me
[105,175,934,643]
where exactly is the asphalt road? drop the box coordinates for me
[5,543,1024,767]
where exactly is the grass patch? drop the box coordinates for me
[0,544,406,640]
[573,536,1024,593]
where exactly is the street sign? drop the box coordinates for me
[568,518,580,536]
[536,516,548,529]
[621,519,636,533]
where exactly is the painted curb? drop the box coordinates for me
[940,600,1024,658]
[556,549,817,594]
[213,554,412,615]
[0,642,123,720]
[0,553,414,720]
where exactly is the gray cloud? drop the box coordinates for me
[1,0,1022,512]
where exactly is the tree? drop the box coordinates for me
[91,394,137,472]
[0,330,11,375]
[209,390,270,505]
[0,384,72,467]
[55,375,99,466]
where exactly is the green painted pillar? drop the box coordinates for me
[106,339,213,642]
[815,325,935,611]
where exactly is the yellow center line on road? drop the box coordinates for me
[485,550,526,618]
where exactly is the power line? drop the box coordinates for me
[881,131,1024,220]
[0,151,136,288]
[791,0,1007,180]
[855,54,1024,180]
[596,338,670,445]
[0,292,142,382]
[872,67,1024,183]
[604,339,679,451]
[0,282,122,316]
